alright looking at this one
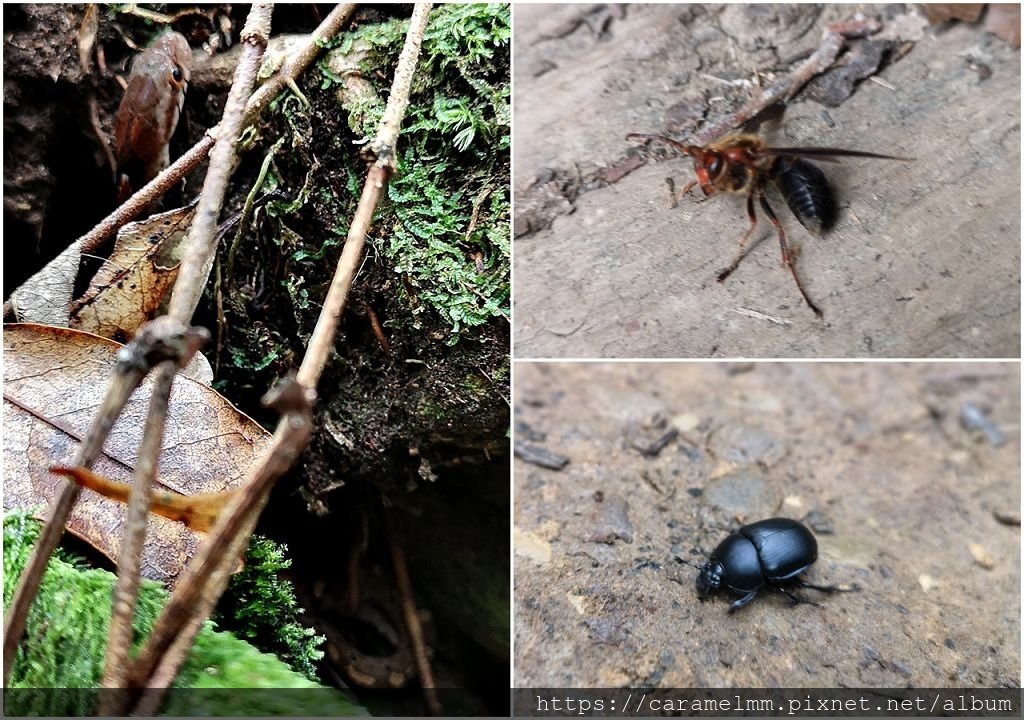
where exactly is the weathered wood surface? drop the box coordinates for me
[513,4,1020,358]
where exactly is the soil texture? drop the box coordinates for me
[514,362,1020,687]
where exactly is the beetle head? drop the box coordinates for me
[695,559,722,598]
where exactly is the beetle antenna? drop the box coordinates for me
[674,546,705,571]
[674,556,700,570]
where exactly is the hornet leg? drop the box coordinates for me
[758,189,823,318]
[718,192,758,282]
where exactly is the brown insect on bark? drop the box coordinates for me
[626,131,912,317]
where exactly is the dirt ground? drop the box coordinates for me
[514,362,1020,687]
[512,4,1020,358]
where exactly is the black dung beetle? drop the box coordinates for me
[693,517,856,613]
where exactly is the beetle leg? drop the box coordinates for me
[796,580,861,594]
[717,192,758,282]
[727,590,759,613]
[778,588,823,608]
[758,189,823,318]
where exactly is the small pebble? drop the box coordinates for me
[959,402,1006,447]
[993,509,1020,526]
[514,527,552,563]
[670,413,700,433]
[566,593,586,614]
[889,659,913,678]
[968,542,995,569]
[514,441,570,470]
[803,509,833,534]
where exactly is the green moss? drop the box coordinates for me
[416,400,448,422]
[459,372,491,396]
[217,536,324,681]
[321,3,511,342]
[2,511,365,716]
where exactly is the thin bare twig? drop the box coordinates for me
[101,6,276,712]
[168,5,273,322]
[3,136,215,323]
[390,524,442,715]
[298,2,433,389]
[732,306,794,326]
[118,4,175,25]
[132,2,430,706]
[98,360,175,707]
[88,96,118,184]
[126,378,314,714]
[92,140,214,261]
[692,14,881,145]
[246,4,357,118]
[128,3,431,707]
[364,302,393,356]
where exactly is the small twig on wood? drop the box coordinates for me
[389,523,441,715]
[732,306,794,326]
[692,14,882,145]
[1,317,208,684]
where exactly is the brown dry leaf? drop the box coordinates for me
[69,205,195,343]
[984,4,1021,48]
[2,323,272,585]
[9,243,82,326]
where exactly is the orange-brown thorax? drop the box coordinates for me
[113,32,191,191]
[687,134,771,196]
